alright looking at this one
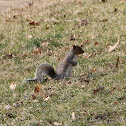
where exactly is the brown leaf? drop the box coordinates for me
[33,47,42,54]
[21,54,27,58]
[44,96,50,101]
[29,21,40,26]
[84,53,92,58]
[94,41,99,45]
[76,19,88,27]
[32,94,36,100]
[13,101,23,107]
[34,84,41,93]
[70,34,75,41]
[98,19,108,22]
[5,18,14,22]
[84,39,90,44]
[93,86,104,94]
[92,67,97,72]
[26,1,33,6]
[114,101,118,105]
[117,96,126,101]
[106,41,109,46]
[29,19,42,26]
[95,113,110,120]
[41,39,52,46]
[13,15,18,19]
[101,0,107,3]
[81,39,90,47]
[115,56,120,68]
[3,53,16,59]
[114,8,118,12]
[48,121,62,125]
[74,84,85,88]
[108,39,120,52]
[44,87,52,91]
[6,113,16,118]
[79,19,88,26]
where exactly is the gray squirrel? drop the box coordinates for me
[24,45,84,83]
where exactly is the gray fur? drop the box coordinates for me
[24,45,84,83]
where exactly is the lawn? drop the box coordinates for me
[0,0,126,125]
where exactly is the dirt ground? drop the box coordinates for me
[0,0,32,12]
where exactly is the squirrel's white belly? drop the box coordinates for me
[65,56,77,77]
[65,65,73,77]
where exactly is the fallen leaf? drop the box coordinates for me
[29,21,40,26]
[41,41,49,46]
[48,121,62,125]
[114,101,118,105]
[117,96,126,101]
[21,54,27,58]
[6,113,16,118]
[27,34,33,39]
[84,39,90,45]
[65,18,88,27]
[33,47,42,54]
[32,99,39,103]
[115,56,120,68]
[32,94,36,100]
[78,19,88,27]
[10,83,17,90]
[34,84,41,93]
[106,41,109,45]
[113,8,118,12]
[95,113,110,120]
[98,19,108,22]
[94,41,99,45]
[44,87,52,91]
[120,0,126,3]
[85,53,92,58]
[25,1,33,6]
[5,18,15,22]
[74,84,85,88]
[33,84,44,98]
[70,34,76,41]
[44,96,50,101]
[93,86,104,94]
[92,67,97,72]
[41,39,52,46]
[108,39,120,52]
[72,112,76,120]
[101,0,107,3]
[13,15,18,19]
[13,101,23,107]
[3,53,16,59]
[5,105,12,110]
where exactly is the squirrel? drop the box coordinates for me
[24,45,84,83]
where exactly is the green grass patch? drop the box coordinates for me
[0,0,126,125]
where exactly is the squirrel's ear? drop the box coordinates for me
[73,45,76,49]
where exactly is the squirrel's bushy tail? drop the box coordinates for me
[23,63,57,83]
[23,78,37,83]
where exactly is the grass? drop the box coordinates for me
[0,0,126,125]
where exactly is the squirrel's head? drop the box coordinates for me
[73,45,84,55]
